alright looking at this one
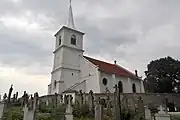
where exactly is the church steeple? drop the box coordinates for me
[67,0,75,29]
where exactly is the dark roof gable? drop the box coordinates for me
[84,56,138,80]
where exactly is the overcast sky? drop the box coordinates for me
[0,0,180,97]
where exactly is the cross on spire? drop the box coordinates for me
[67,0,75,28]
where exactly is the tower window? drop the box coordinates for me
[132,83,136,93]
[71,35,76,45]
[59,36,61,46]
[102,78,108,86]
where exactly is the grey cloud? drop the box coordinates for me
[0,0,180,95]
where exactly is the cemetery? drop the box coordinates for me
[1,85,180,120]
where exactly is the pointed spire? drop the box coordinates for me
[67,0,75,29]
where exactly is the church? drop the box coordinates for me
[48,2,145,94]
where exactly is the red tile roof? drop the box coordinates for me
[84,56,138,79]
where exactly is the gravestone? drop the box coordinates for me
[23,93,38,120]
[106,96,112,111]
[136,96,145,120]
[114,85,121,120]
[3,93,7,102]
[145,106,152,120]
[79,90,83,107]
[64,95,68,105]
[15,92,18,101]
[29,95,33,110]
[155,105,170,120]
[83,92,86,105]
[60,94,63,103]
[95,97,104,120]
[122,95,128,110]
[65,95,73,120]
[22,91,29,107]
[12,94,16,102]
[0,102,7,119]
[54,93,58,108]
[7,85,13,103]
[88,90,94,112]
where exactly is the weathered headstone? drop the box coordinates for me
[136,96,145,120]
[106,96,112,111]
[12,94,16,102]
[60,94,63,103]
[155,105,170,120]
[88,90,94,112]
[29,95,33,110]
[65,95,73,120]
[83,92,86,105]
[0,102,7,119]
[23,93,38,120]
[15,92,18,101]
[7,85,13,103]
[95,97,104,120]
[54,93,58,108]
[145,106,152,120]
[3,93,7,102]
[122,95,128,110]
[22,91,29,107]
[114,84,121,120]
[79,90,83,107]
[64,95,68,105]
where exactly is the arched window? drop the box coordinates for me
[59,36,61,46]
[132,83,136,93]
[71,35,76,45]
[102,78,108,86]
[118,81,123,93]
[54,80,57,89]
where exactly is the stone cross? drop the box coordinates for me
[114,85,121,120]
[60,94,63,103]
[79,90,83,107]
[65,95,73,120]
[33,92,39,110]
[95,97,104,120]
[7,85,13,103]
[54,93,58,107]
[64,95,68,105]
[3,93,7,102]
[122,95,128,109]
[15,92,18,101]
[136,96,145,120]
[145,106,152,120]
[22,91,29,107]
[88,90,94,112]
[12,94,16,102]
[29,95,33,110]
[23,92,38,120]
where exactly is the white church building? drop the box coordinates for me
[48,2,145,94]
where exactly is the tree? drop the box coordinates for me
[144,56,180,93]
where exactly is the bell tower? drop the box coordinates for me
[48,1,85,94]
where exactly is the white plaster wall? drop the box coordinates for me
[99,72,142,93]
[79,56,100,93]
[53,48,63,69]
[71,80,86,93]
[62,47,82,70]
[60,68,80,91]
[50,69,62,94]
